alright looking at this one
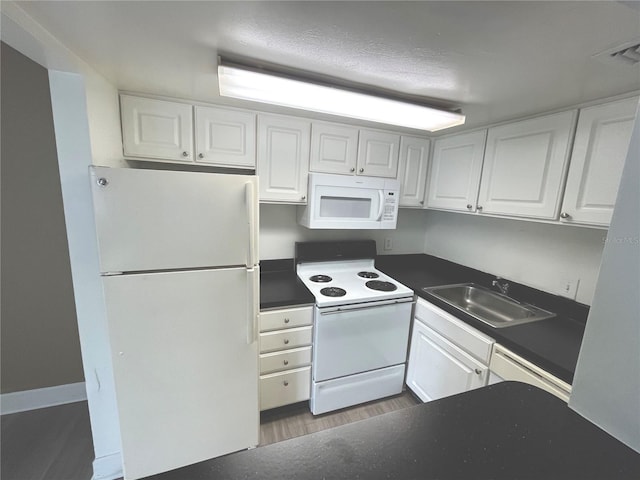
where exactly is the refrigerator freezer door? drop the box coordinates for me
[103,268,259,480]
[90,166,258,273]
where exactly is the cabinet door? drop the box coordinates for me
[478,111,576,219]
[120,95,193,162]
[356,129,400,178]
[194,106,256,168]
[426,130,486,212]
[560,97,638,226]
[310,122,358,175]
[398,136,430,207]
[257,115,311,203]
[406,320,487,403]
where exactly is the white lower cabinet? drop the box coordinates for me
[259,306,313,410]
[406,298,494,402]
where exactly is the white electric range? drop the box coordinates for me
[296,241,414,415]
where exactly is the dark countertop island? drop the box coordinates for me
[148,382,640,480]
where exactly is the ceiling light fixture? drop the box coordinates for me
[217,61,465,132]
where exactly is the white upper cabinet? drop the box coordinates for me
[257,114,311,203]
[398,135,430,207]
[309,122,359,175]
[121,95,193,162]
[477,111,576,219]
[356,129,400,178]
[560,96,639,227]
[194,106,256,168]
[426,130,487,212]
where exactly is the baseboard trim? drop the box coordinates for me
[1,382,87,415]
[92,452,123,480]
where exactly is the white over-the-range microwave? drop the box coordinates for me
[298,173,400,229]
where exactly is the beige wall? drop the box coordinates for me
[1,42,84,393]
[422,210,606,305]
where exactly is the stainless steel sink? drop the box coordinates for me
[422,283,556,328]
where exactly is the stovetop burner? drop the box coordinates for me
[357,271,379,279]
[365,280,397,292]
[320,287,347,297]
[309,274,332,283]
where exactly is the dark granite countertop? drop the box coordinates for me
[148,382,640,480]
[260,259,315,310]
[376,254,588,385]
[260,254,587,384]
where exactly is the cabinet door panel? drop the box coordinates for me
[257,115,310,203]
[478,111,576,219]
[195,106,255,167]
[310,122,358,175]
[426,130,486,212]
[121,95,193,162]
[357,129,400,178]
[398,136,430,207]
[406,320,487,403]
[561,97,638,226]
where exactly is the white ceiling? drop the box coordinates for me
[12,0,640,132]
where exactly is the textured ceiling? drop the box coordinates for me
[12,0,640,132]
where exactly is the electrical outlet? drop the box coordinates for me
[384,238,393,251]
[559,277,580,300]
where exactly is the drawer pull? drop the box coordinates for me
[283,381,289,387]
[284,360,289,365]
[284,318,290,324]
[284,339,289,345]
[475,368,482,375]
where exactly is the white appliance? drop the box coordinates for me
[297,172,400,229]
[89,166,259,480]
[296,241,413,415]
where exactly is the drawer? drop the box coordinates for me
[260,346,312,375]
[260,306,313,332]
[415,298,494,364]
[259,326,313,353]
[260,366,311,411]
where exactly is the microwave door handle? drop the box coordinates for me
[376,190,385,221]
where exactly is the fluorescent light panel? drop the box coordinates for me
[218,64,465,132]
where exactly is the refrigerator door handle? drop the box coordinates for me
[246,267,259,344]
[245,181,258,268]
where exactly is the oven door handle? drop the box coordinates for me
[319,298,414,315]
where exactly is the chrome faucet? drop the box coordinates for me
[492,277,510,295]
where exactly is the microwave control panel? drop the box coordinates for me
[382,190,398,221]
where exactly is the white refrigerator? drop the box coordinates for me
[89,166,260,480]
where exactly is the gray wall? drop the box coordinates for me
[1,42,84,393]
[569,111,640,453]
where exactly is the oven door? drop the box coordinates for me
[313,298,413,382]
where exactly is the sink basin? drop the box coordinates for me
[422,283,556,328]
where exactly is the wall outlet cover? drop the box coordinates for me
[559,277,580,300]
[384,238,393,250]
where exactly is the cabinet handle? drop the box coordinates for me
[182,151,189,157]
[301,195,306,201]
[560,212,571,219]
[97,177,109,187]
[477,206,483,211]
[284,318,290,324]
[198,153,204,159]
[284,339,289,345]
[283,381,289,387]
[284,360,289,366]
[359,168,364,173]
[474,368,482,375]
[350,168,355,172]
[420,201,424,205]
[467,204,473,210]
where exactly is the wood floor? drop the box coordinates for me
[1,392,419,480]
